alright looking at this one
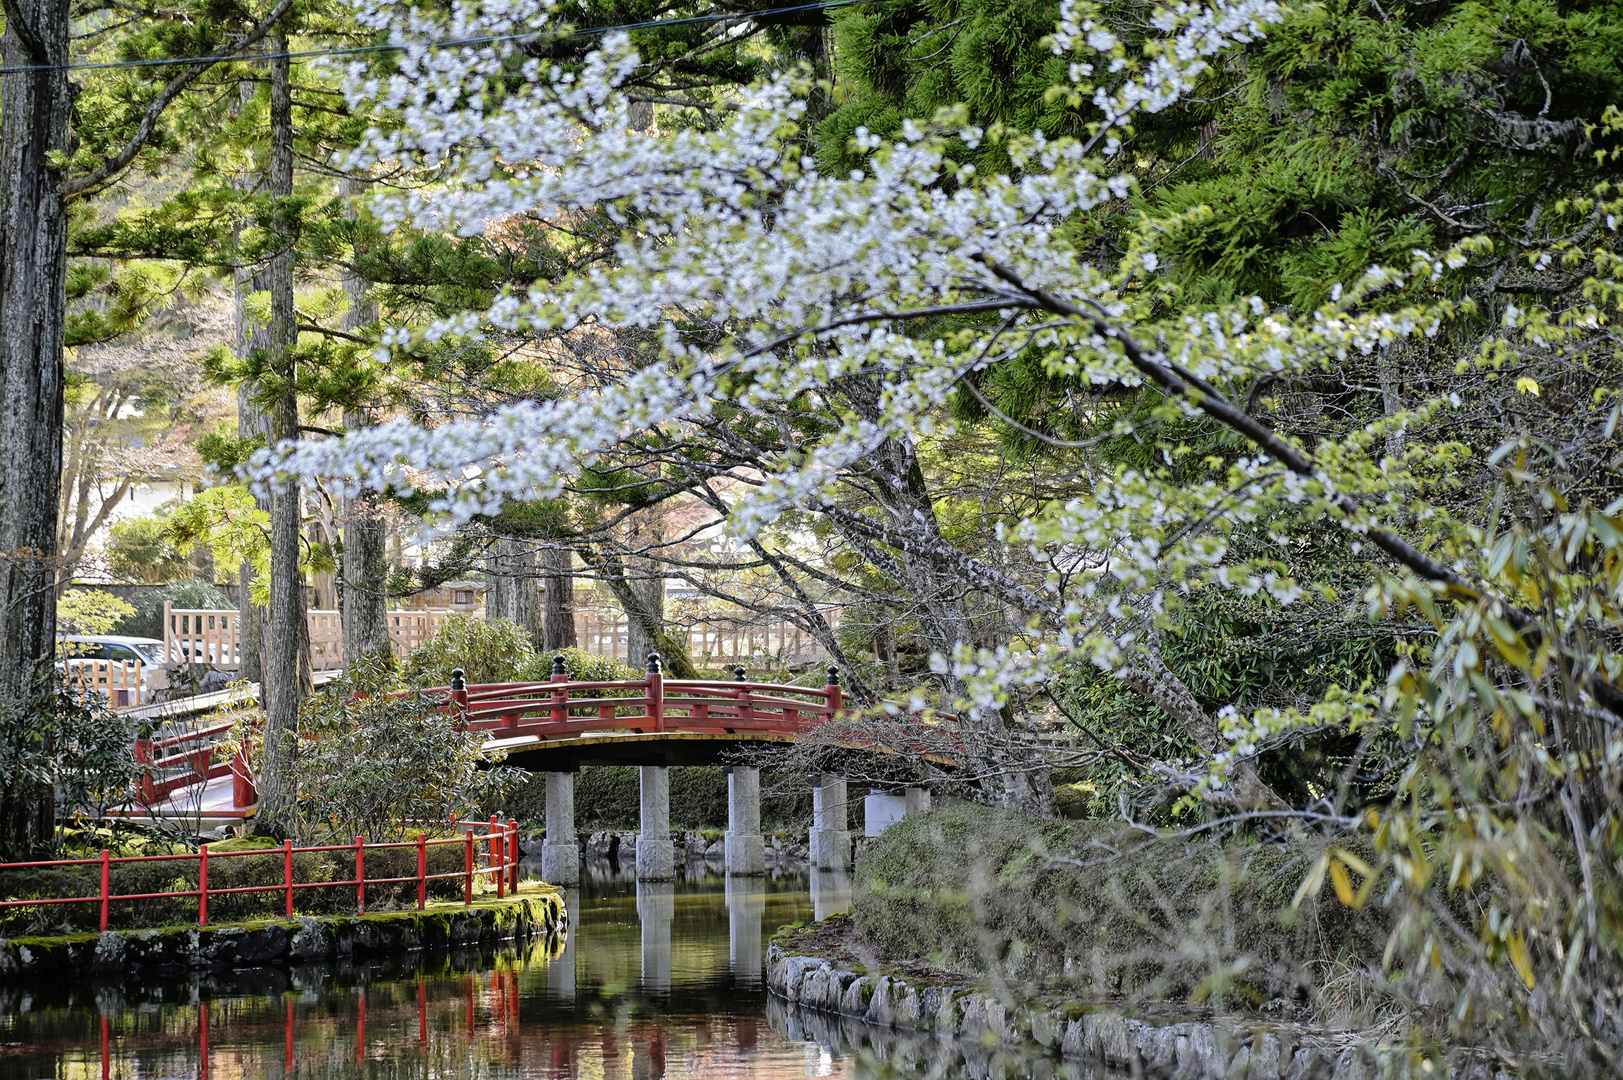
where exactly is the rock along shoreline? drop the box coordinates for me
[0,886,565,981]
[766,939,1509,1080]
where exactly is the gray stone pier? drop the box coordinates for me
[905,785,932,815]
[724,766,766,876]
[809,774,852,870]
[541,771,580,886]
[636,765,675,880]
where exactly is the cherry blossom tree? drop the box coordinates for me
[271,0,1623,1061]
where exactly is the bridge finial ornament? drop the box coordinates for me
[646,651,662,674]
[450,668,466,691]
[552,653,567,676]
[733,665,747,681]
[827,666,840,686]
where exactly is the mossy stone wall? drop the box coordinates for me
[0,888,564,980]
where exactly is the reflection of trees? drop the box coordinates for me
[2,933,804,1080]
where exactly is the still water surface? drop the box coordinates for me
[0,862,874,1080]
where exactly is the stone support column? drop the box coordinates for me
[541,771,580,886]
[905,785,932,815]
[636,765,675,880]
[724,766,766,876]
[808,774,852,870]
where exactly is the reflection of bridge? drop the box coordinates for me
[6,869,850,1079]
[436,654,935,887]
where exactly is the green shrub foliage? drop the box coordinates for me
[289,657,522,842]
[856,805,1393,1008]
[400,614,537,687]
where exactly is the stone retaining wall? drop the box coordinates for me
[0,888,564,981]
[766,942,1506,1080]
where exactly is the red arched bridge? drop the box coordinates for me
[435,654,852,771]
[121,653,950,886]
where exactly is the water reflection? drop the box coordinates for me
[0,861,900,1080]
[811,866,853,922]
[727,876,766,988]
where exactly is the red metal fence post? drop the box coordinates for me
[198,845,209,926]
[99,848,110,932]
[356,836,366,914]
[283,839,294,917]
[417,832,427,910]
[489,815,504,899]
[464,829,474,905]
[508,819,520,893]
[646,651,664,732]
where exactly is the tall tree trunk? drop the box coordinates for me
[256,38,308,837]
[485,537,543,649]
[234,76,272,687]
[340,408,391,665]
[541,545,577,653]
[338,176,391,666]
[586,548,697,677]
[0,0,72,859]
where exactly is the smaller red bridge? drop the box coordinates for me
[432,655,850,769]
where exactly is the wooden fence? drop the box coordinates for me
[63,659,146,707]
[166,604,839,671]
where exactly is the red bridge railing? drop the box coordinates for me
[423,655,844,744]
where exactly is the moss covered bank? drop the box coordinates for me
[0,886,564,981]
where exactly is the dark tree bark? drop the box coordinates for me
[340,411,391,665]
[541,545,577,653]
[0,0,73,859]
[255,38,308,837]
[485,537,544,649]
[337,177,391,664]
[233,81,273,687]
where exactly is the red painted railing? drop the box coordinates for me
[133,720,239,803]
[0,817,524,932]
[424,658,845,744]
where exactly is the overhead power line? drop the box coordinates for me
[0,0,876,76]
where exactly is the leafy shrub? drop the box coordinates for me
[0,688,138,858]
[401,614,535,687]
[855,804,1389,1007]
[56,590,137,635]
[517,646,638,685]
[105,514,192,584]
[290,657,523,841]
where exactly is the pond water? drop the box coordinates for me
[0,860,1115,1080]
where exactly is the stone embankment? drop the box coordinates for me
[0,887,564,980]
[767,941,1505,1080]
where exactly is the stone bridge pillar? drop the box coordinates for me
[541,771,580,886]
[724,766,766,876]
[809,774,852,870]
[637,765,675,880]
